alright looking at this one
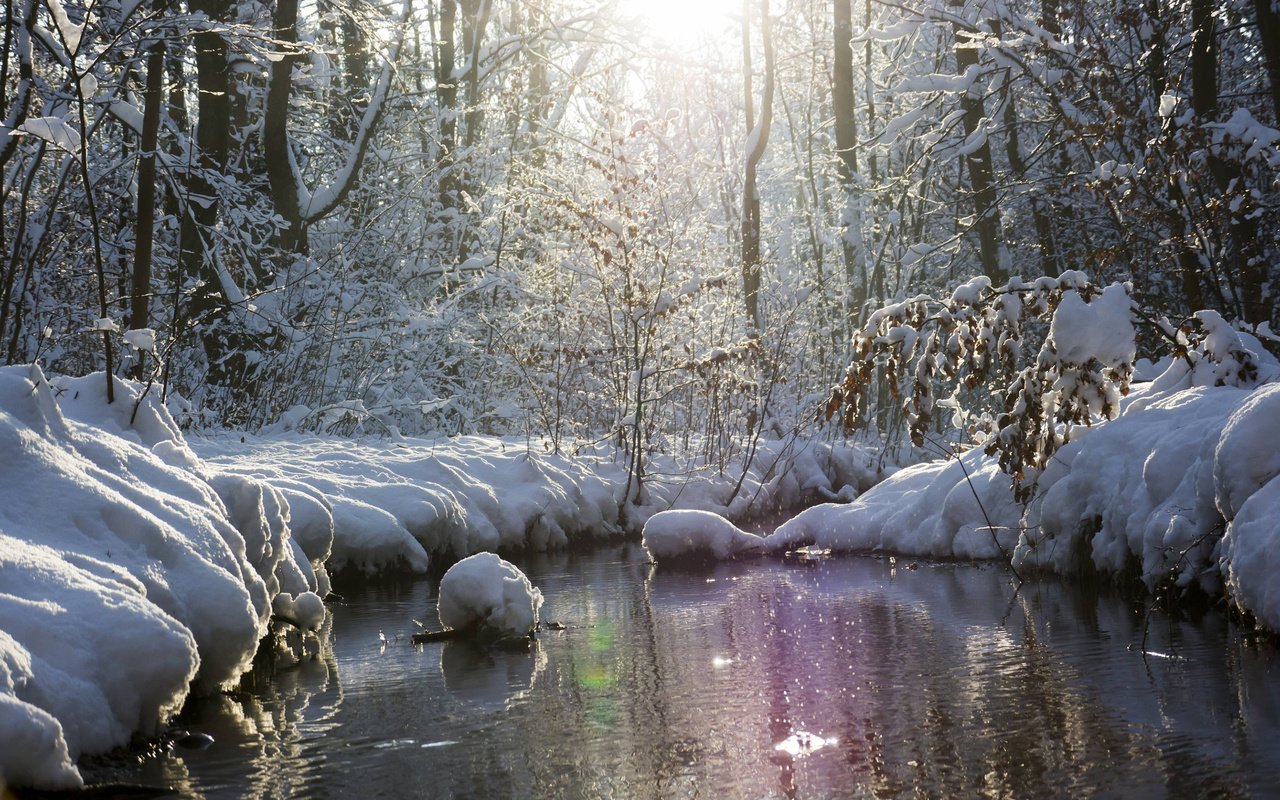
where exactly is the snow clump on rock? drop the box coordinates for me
[437,553,543,637]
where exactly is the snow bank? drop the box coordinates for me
[642,509,766,561]
[1018,375,1280,629]
[193,433,875,573]
[761,347,1280,631]
[1016,387,1245,589]
[631,437,878,522]
[193,435,624,573]
[765,446,1021,559]
[437,553,543,637]
[0,367,322,789]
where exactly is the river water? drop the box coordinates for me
[81,545,1280,799]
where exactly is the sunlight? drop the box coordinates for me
[615,0,738,48]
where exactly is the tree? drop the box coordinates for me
[741,0,775,336]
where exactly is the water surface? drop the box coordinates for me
[81,546,1280,798]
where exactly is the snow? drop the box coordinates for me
[14,116,81,153]
[1047,283,1135,366]
[642,509,766,560]
[123,328,157,353]
[192,434,621,572]
[437,553,542,637]
[761,345,1280,631]
[0,366,321,789]
[764,446,1021,559]
[44,0,83,54]
[192,432,872,572]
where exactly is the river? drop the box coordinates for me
[79,545,1280,798]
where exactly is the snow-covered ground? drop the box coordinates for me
[191,428,874,573]
[0,364,872,790]
[0,366,315,789]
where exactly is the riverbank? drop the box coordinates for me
[2,345,1278,789]
[763,339,1280,631]
[0,364,876,790]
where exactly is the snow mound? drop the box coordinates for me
[437,553,543,637]
[764,446,1021,559]
[1016,386,1248,591]
[1047,284,1135,367]
[0,366,324,788]
[642,509,766,561]
[193,435,626,572]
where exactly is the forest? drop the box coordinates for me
[1,0,1275,452]
[2,0,1280,792]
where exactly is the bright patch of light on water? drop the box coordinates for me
[774,731,838,758]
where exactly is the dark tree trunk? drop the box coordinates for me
[951,15,1005,283]
[0,0,37,347]
[1256,0,1280,123]
[994,19,1054,276]
[461,0,492,150]
[264,0,307,254]
[129,40,164,339]
[1191,0,1265,321]
[182,0,232,319]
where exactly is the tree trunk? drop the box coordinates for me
[264,0,307,254]
[995,20,1054,276]
[1191,0,1265,321]
[129,40,164,339]
[182,0,232,321]
[1257,0,1280,124]
[741,0,774,336]
[0,0,37,346]
[437,0,460,212]
[951,16,1005,283]
[833,0,867,317]
[461,0,492,150]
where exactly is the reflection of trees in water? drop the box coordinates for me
[95,550,1280,798]
[629,559,1278,798]
[155,620,343,798]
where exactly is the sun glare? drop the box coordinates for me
[616,0,738,48]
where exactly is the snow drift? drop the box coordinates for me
[764,326,1280,631]
[642,509,766,561]
[0,367,321,789]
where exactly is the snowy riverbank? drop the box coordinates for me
[0,364,874,790]
[4,332,1279,789]
[764,332,1280,631]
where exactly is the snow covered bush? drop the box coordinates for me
[825,271,1272,501]
[437,553,543,638]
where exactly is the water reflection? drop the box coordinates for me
[79,545,1280,799]
[440,639,546,711]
